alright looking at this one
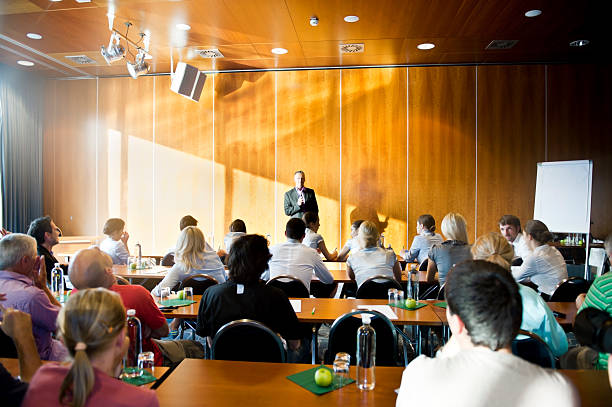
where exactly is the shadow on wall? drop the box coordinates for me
[348,167,389,236]
[215,71,266,97]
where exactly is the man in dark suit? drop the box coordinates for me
[284,170,318,219]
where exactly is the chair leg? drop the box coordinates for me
[311,325,318,364]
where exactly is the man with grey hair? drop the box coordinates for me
[0,233,68,361]
[284,170,318,219]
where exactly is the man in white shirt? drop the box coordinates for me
[396,260,578,407]
[264,218,334,296]
[499,214,531,260]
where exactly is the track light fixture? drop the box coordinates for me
[100,21,152,78]
[127,49,150,79]
[100,32,125,64]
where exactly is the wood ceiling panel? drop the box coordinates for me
[222,0,299,44]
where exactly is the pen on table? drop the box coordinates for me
[311,307,316,315]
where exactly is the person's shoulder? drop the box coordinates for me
[95,368,159,405]
[111,284,152,301]
[30,362,67,385]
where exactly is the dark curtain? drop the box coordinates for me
[0,63,44,233]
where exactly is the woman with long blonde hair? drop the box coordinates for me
[22,288,159,407]
[426,212,472,284]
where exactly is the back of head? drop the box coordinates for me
[441,212,469,243]
[102,218,124,236]
[351,219,364,231]
[175,226,206,270]
[179,215,198,231]
[471,232,514,270]
[524,219,553,244]
[68,248,114,289]
[302,211,319,227]
[227,235,271,285]
[285,218,306,240]
[57,288,126,407]
[417,214,436,232]
[605,233,612,257]
[27,216,52,244]
[445,260,522,350]
[499,214,522,233]
[0,233,36,271]
[229,219,247,233]
[358,221,379,248]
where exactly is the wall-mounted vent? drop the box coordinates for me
[340,43,364,53]
[485,40,518,50]
[194,48,224,58]
[64,55,97,64]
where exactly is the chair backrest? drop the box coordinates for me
[437,282,446,300]
[420,282,439,300]
[512,329,556,368]
[418,258,428,271]
[549,276,591,302]
[178,274,219,295]
[325,310,399,366]
[356,275,402,299]
[266,275,310,298]
[211,319,286,363]
[115,275,131,285]
[0,330,18,358]
[161,253,175,267]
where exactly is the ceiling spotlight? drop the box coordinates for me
[524,9,542,17]
[569,39,589,47]
[271,47,288,55]
[101,32,125,64]
[310,16,319,26]
[127,49,150,79]
[176,23,191,31]
[344,15,359,23]
[17,60,35,66]
[26,33,42,40]
[417,43,435,50]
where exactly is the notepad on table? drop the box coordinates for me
[289,299,302,313]
[356,305,398,320]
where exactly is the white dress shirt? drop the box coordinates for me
[511,244,568,295]
[302,228,323,250]
[152,250,227,296]
[224,231,246,252]
[265,239,333,291]
[511,232,532,259]
[99,237,129,265]
[347,247,397,288]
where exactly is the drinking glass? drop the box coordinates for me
[138,351,155,375]
[183,287,193,301]
[395,289,404,304]
[160,287,170,303]
[388,288,397,305]
[333,359,350,389]
[128,256,138,270]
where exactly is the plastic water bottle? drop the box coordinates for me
[408,265,419,300]
[356,314,376,390]
[125,309,143,377]
[51,263,64,303]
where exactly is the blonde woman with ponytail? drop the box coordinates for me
[471,232,568,357]
[22,288,159,407]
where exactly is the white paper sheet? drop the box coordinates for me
[289,299,302,313]
[356,305,399,320]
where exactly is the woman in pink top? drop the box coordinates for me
[22,288,159,407]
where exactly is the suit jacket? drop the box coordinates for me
[284,187,318,218]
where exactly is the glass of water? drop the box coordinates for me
[138,351,155,375]
[183,287,193,301]
[388,288,397,305]
[333,356,351,389]
[160,287,170,303]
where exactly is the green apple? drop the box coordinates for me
[314,367,332,387]
[130,263,137,270]
[404,298,417,309]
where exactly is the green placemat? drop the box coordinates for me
[159,299,196,307]
[121,369,157,386]
[390,301,427,311]
[287,366,354,395]
[433,301,447,308]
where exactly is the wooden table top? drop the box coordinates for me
[155,359,403,407]
[113,265,170,279]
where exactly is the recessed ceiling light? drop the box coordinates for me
[271,47,288,55]
[17,60,34,66]
[49,0,62,2]
[176,23,191,31]
[524,10,542,17]
[569,39,589,47]
[417,43,435,50]
[26,33,42,40]
[344,15,359,23]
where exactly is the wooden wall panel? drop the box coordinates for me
[408,66,476,243]
[547,64,612,239]
[342,68,407,251]
[213,72,276,247]
[476,65,545,237]
[276,70,341,246]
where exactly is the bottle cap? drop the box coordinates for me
[54,263,61,267]
[361,314,371,324]
[127,309,136,316]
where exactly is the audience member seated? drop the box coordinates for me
[403,214,443,264]
[264,218,334,296]
[347,221,402,289]
[396,260,578,407]
[499,214,532,260]
[0,234,68,361]
[69,247,203,366]
[217,219,247,259]
[22,288,159,407]
[152,226,226,296]
[302,212,337,261]
[196,235,309,359]
[27,216,63,282]
[427,212,472,285]
[511,220,568,297]
[99,218,130,265]
[336,220,364,262]
[164,215,214,266]
[471,232,568,357]
[0,297,42,407]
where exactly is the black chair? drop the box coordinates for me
[437,283,446,300]
[418,258,428,271]
[0,330,18,358]
[115,275,131,285]
[511,257,523,267]
[178,274,219,295]
[520,280,539,291]
[549,277,591,302]
[420,282,439,300]
[266,275,310,298]
[161,253,175,267]
[512,330,556,368]
[324,310,401,366]
[211,319,286,362]
[356,275,402,299]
